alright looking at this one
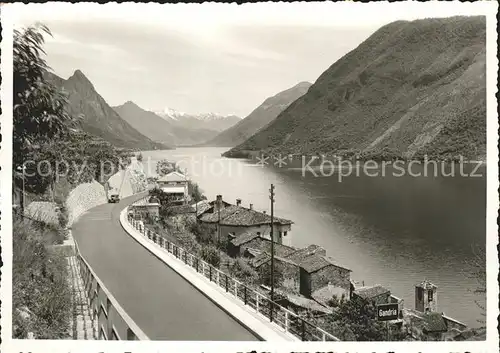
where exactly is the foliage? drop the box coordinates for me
[200,245,221,268]
[466,245,486,326]
[12,216,72,338]
[137,152,143,162]
[13,25,79,188]
[258,260,285,288]
[177,231,201,254]
[229,258,259,285]
[188,181,206,203]
[319,298,408,341]
[156,159,177,176]
[188,220,216,244]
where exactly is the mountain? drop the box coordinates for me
[153,108,241,132]
[46,70,167,150]
[224,16,486,161]
[113,102,220,146]
[204,81,312,147]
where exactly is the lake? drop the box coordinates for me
[139,147,486,326]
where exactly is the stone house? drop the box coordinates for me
[352,284,391,306]
[251,252,301,291]
[197,195,293,244]
[298,255,352,299]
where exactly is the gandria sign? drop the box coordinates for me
[377,303,399,321]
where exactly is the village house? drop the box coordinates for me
[156,171,189,205]
[128,197,160,220]
[352,284,391,306]
[298,255,352,299]
[197,195,293,244]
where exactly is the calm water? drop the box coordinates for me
[140,147,486,326]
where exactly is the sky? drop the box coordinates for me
[10,2,490,117]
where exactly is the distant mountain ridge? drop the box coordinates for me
[113,101,223,147]
[205,81,312,147]
[46,70,167,150]
[153,107,241,133]
[225,16,486,161]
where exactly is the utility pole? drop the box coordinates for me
[269,184,275,322]
[217,197,221,245]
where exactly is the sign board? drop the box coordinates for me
[377,303,399,321]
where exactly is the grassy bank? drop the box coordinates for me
[12,214,72,339]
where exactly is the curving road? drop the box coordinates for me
[72,192,259,341]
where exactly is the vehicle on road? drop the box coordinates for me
[108,194,120,203]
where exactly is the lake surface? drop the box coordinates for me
[139,147,486,326]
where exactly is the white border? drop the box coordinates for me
[1,1,498,352]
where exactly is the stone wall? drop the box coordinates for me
[66,180,107,227]
[301,265,351,298]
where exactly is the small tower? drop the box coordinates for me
[415,280,438,313]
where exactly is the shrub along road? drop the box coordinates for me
[72,193,259,340]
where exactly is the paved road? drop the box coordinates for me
[72,193,259,341]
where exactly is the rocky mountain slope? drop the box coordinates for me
[154,108,241,133]
[225,16,486,161]
[114,102,224,146]
[205,81,312,147]
[46,70,167,150]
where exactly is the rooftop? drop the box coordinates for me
[416,279,438,290]
[157,171,187,183]
[312,285,349,306]
[198,201,293,227]
[353,285,390,300]
[299,255,351,273]
[285,244,326,265]
[231,231,260,246]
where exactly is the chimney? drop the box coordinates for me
[216,195,222,203]
[249,203,253,210]
[236,198,242,206]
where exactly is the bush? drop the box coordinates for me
[229,258,259,285]
[200,245,221,268]
[177,231,201,254]
[13,216,72,338]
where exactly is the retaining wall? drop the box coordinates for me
[66,181,107,227]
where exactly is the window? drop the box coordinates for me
[428,289,433,302]
[284,231,288,236]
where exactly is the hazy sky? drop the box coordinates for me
[11,2,489,117]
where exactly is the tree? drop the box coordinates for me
[320,298,407,341]
[188,181,206,203]
[13,24,79,193]
[201,245,221,268]
[258,260,285,288]
[466,245,486,327]
[229,258,259,285]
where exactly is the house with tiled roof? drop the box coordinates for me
[298,254,352,299]
[197,195,293,245]
[228,231,297,258]
[156,171,189,204]
[352,284,391,306]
